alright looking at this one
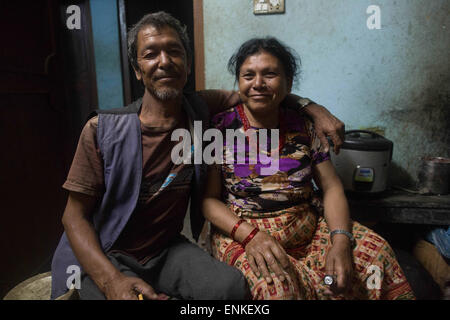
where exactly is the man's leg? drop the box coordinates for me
[79,236,249,300]
[148,235,250,300]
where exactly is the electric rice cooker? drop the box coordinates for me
[330,130,393,193]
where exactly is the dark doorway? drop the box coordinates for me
[0,0,97,298]
[0,0,68,298]
[118,0,197,104]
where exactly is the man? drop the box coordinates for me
[51,11,344,300]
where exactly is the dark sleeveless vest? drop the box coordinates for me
[50,93,209,299]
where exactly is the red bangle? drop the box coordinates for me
[241,227,259,248]
[230,219,246,240]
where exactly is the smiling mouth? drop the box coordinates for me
[154,75,178,81]
[157,77,176,81]
[250,94,272,99]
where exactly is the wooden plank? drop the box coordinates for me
[351,206,450,225]
[193,0,205,91]
[348,190,450,209]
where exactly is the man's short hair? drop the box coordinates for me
[127,11,192,71]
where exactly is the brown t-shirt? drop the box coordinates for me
[63,90,239,263]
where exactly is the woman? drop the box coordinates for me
[202,37,415,300]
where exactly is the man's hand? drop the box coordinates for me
[303,104,345,154]
[103,273,168,300]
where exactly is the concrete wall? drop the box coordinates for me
[203,0,450,187]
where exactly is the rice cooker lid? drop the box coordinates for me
[342,130,393,151]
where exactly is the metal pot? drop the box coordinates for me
[417,157,450,195]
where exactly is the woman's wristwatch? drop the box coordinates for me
[330,229,355,246]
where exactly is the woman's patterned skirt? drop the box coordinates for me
[211,203,415,300]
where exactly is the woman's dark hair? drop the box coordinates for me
[127,11,192,71]
[228,37,301,86]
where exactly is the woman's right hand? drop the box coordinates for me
[244,231,291,284]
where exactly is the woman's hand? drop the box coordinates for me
[245,231,291,284]
[323,237,353,296]
[313,160,353,296]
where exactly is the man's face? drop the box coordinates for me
[134,25,190,101]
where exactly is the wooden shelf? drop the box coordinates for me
[347,190,450,225]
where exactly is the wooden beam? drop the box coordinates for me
[193,0,205,91]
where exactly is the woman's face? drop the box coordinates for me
[238,50,292,113]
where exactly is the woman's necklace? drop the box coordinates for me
[236,104,286,155]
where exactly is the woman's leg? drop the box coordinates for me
[211,232,310,300]
[302,218,415,300]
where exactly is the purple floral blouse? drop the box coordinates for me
[211,105,330,216]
